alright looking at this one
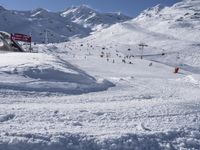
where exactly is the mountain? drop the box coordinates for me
[135,0,200,42]
[61,5,131,30]
[0,5,131,43]
[69,0,200,71]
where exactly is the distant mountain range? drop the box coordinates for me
[84,0,200,47]
[0,5,131,43]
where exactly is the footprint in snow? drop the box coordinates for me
[93,112,105,116]
[138,123,151,131]
[72,122,83,126]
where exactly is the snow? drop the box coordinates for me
[0,0,200,149]
[0,52,114,94]
[0,5,131,43]
[31,11,43,17]
[1,43,200,149]
[61,5,131,31]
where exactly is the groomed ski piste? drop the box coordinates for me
[0,0,200,149]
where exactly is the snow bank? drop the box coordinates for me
[1,128,200,150]
[0,53,114,94]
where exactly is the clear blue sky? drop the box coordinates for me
[0,0,181,17]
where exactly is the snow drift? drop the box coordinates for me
[0,52,114,94]
[1,128,200,150]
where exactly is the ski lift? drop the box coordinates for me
[138,43,148,59]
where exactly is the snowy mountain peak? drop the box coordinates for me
[32,8,48,12]
[61,5,131,30]
[31,8,49,17]
[136,0,200,23]
[173,0,200,9]
[61,5,96,17]
[147,4,164,12]
[141,4,165,18]
[31,8,50,15]
[76,5,96,13]
[183,0,200,3]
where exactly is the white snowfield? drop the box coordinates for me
[0,0,200,149]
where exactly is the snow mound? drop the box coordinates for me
[0,53,114,94]
[1,128,200,150]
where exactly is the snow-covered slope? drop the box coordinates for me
[135,0,200,42]
[1,40,200,149]
[71,0,200,72]
[0,6,131,43]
